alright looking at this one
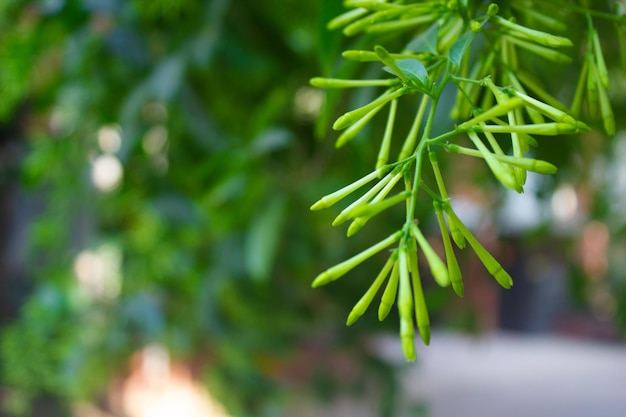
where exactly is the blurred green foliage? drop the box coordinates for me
[0,0,625,416]
[0,0,398,415]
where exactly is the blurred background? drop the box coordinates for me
[0,0,625,416]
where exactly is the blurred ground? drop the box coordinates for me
[291,331,626,417]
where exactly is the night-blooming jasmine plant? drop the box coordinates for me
[310,0,623,361]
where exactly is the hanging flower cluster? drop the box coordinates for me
[310,0,622,361]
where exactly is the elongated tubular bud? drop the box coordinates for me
[457,97,524,130]
[507,109,527,189]
[468,132,522,192]
[446,144,557,174]
[398,94,429,160]
[379,259,399,321]
[505,70,545,124]
[336,100,386,148]
[586,52,599,118]
[510,3,567,32]
[333,87,408,130]
[377,99,397,169]
[333,171,400,226]
[410,223,449,287]
[475,122,580,135]
[366,14,437,35]
[310,77,401,88]
[443,203,466,249]
[327,7,368,30]
[595,63,615,135]
[398,247,416,361]
[439,15,464,52]
[346,171,403,236]
[433,201,463,296]
[516,70,571,113]
[570,58,588,118]
[407,245,430,345]
[428,151,449,200]
[512,90,578,125]
[504,36,572,63]
[349,191,412,219]
[311,231,402,288]
[344,0,395,9]
[311,168,387,211]
[342,50,425,62]
[443,207,513,289]
[591,29,609,89]
[344,6,412,36]
[492,15,573,48]
[346,251,397,325]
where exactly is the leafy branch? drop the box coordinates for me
[309,0,622,361]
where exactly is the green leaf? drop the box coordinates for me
[406,23,439,54]
[244,195,287,282]
[449,30,475,67]
[384,58,429,88]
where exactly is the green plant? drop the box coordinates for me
[310,0,623,361]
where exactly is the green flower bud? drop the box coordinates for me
[444,207,513,289]
[333,87,408,130]
[493,16,573,48]
[400,317,417,362]
[433,201,464,296]
[377,98,397,169]
[429,151,450,200]
[591,29,609,89]
[468,132,522,192]
[511,4,567,31]
[487,3,499,17]
[477,122,581,135]
[310,77,400,88]
[457,96,524,129]
[504,36,571,63]
[332,171,398,226]
[447,143,558,175]
[345,171,403,236]
[311,168,386,211]
[445,205,466,249]
[504,71,545,125]
[512,91,577,124]
[343,9,401,37]
[398,95,429,160]
[346,251,397,325]
[407,245,430,345]
[342,49,380,62]
[336,100,386,148]
[366,15,437,35]
[379,259,399,321]
[570,59,588,118]
[596,68,615,135]
[398,248,416,361]
[349,191,412,219]
[342,50,424,62]
[586,52,599,118]
[311,231,402,288]
[327,7,368,30]
[347,217,369,237]
[470,20,482,32]
[410,223,450,287]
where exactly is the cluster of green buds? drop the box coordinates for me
[309,0,622,361]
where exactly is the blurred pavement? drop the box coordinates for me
[392,332,626,417]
